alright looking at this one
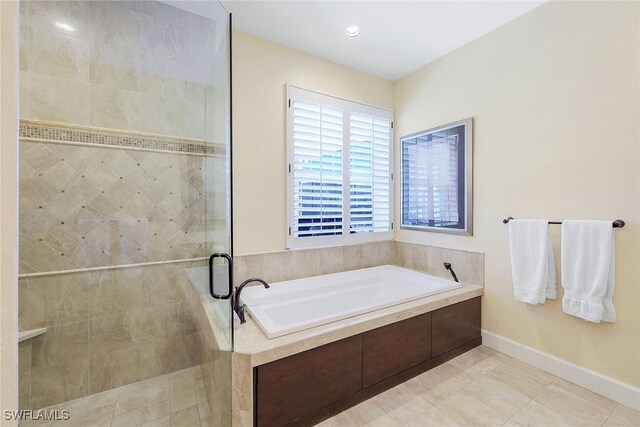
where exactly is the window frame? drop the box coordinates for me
[399,117,473,236]
[286,84,394,249]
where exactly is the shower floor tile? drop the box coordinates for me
[20,366,210,427]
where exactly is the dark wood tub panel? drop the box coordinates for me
[253,296,482,426]
[362,313,431,388]
[255,335,363,427]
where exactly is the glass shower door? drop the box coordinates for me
[17,0,234,424]
[203,1,235,425]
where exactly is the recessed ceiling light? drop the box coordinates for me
[345,25,360,38]
[54,22,75,32]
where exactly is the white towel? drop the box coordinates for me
[509,220,557,304]
[561,220,616,323]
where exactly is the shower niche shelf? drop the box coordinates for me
[18,327,47,342]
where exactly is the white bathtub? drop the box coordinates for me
[241,265,462,338]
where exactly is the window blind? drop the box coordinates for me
[287,86,393,248]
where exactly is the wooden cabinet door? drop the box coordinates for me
[255,335,363,426]
[362,313,431,388]
[431,297,481,357]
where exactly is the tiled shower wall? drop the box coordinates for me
[17,129,223,409]
[19,1,218,139]
[19,0,228,275]
[19,128,211,274]
[19,261,206,409]
[18,0,229,410]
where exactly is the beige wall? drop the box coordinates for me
[394,1,640,387]
[232,31,394,255]
[1,0,19,422]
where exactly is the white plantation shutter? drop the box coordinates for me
[291,99,344,237]
[349,112,391,234]
[287,86,393,249]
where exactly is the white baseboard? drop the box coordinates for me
[481,329,640,411]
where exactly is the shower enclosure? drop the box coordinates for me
[17,1,233,425]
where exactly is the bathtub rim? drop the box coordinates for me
[241,264,463,339]
[234,280,482,367]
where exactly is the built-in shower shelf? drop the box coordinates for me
[18,328,47,342]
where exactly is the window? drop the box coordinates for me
[400,118,473,235]
[287,86,393,249]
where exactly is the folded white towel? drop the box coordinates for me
[561,220,616,323]
[509,220,557,304]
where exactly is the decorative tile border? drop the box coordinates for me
[19,120,224,156]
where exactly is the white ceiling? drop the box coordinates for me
[222,1,545,81]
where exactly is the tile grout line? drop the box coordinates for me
[483,356,537,427]
[428,350,508,423]
[548,376,620,427]
[599,404,618,427]
[499,375,554,426]
[503,363,559,425]
[454,349,557,427]
[108,399,117,426]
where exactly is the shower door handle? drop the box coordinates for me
[209,253,233,300]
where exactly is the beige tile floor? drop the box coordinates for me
[19,346,640,427]
[20,366,210,427]
[320,346,640,427]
